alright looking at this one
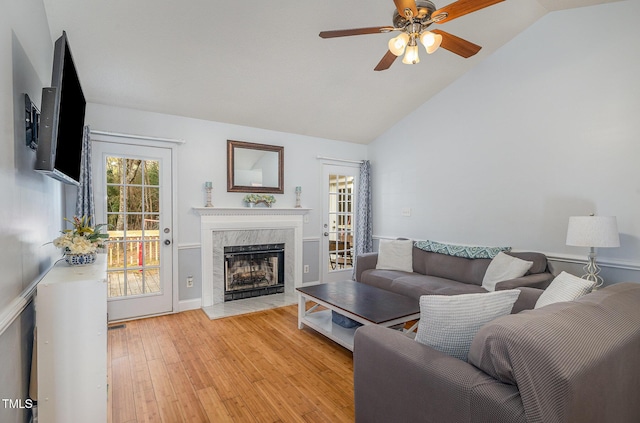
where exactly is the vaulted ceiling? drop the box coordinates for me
[42,0,620,144]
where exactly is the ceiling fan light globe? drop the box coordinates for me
[420,31,436,47]
[402,45,420,64]
[388,33,409,56]
[425,33,442,54]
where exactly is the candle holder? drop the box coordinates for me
[295,186,302,208]
[204,182,213,207]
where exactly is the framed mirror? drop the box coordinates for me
[227,140,284,193]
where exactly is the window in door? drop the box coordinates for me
[105,157,161,298]
[327,173,355,271]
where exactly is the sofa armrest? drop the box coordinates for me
[495,274,550,313]
[510,286,545,313]
[354,325,525,423]
[495,272,554,291]
[355,252,378,281]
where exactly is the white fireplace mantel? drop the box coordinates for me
[194,207,311,308]
[194,207,312,217]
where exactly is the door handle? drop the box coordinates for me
[164,239,171,245]
[323,232,329,237]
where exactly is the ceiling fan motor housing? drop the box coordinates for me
[393,0,437,28]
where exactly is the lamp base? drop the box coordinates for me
[581,248,603,290]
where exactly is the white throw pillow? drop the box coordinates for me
[415,290,521,361]
[375,239,413,272]
[535,271,595,309]
[482,252,534,291]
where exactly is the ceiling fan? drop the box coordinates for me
[319,0,504,71]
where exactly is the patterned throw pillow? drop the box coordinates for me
[414,240,511,259]
[535,271,595,309]
[481,252,534,291]
[415,290,521,361]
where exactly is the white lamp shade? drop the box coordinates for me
[566,216,620,248]
[388,33,409,56]
[420,31,442,54]
[402,45,420,64]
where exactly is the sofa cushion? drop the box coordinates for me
[482,252,534,292]
[359,269,408,291]
[506,252,548,275]
[420,251,492,285]
[390,275,486,299]
[468,283,640,423]
[360,271,487,300]
[534,271,594,309]
[414,240,511,259]
[376,239,413,272]
[408,248,549,287]
[415,290,521,361]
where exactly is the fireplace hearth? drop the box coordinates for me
[224,243,285,301]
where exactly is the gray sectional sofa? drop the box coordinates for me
[353,282,640,423]
[355,246,554,312]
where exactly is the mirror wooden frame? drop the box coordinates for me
[227,140,284,194]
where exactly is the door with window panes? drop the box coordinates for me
[322,164,358,283]
[92,141,173,321]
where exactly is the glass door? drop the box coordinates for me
[93,141,173,321]
[322,164,358,283]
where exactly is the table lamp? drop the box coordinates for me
[566,215,620,289]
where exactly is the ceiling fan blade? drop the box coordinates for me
[374,50,398,71]
[393,0,418,19]
[319,27,394,38]
[432,0,504,23]
[431,29,481,58]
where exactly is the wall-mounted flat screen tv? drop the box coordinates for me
[35,31,86,185]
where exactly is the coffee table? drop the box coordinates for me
[297,281,420,351]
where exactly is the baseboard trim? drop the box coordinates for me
[178,298,202,312]
[177,243,200,250]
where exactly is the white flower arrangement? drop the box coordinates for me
[243,194,276,206]
[52,216,108,254]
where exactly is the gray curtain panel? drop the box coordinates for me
[353,160,372,279]
[75,125,95,224]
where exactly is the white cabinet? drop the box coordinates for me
[36,254,107,423]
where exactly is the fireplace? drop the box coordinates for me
[196,207,307,309]
[224,243,285,301]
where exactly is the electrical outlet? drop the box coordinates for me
[186,275,194,288]
[303,265,310,274]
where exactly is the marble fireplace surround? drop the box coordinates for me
[195,207,310,308]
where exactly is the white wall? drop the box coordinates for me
[0,0,66,421]
[368,1,640,282]
[85,103,367,300]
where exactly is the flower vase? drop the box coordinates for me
[65,252,97,266]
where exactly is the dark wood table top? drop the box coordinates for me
[297,280,419,324]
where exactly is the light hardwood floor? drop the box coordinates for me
[107,305,355,422]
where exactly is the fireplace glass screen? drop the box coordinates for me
[224,243,285,301]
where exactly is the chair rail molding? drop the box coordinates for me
[371,235,640,272]
[544,252,640,272]
[0,262,54,336]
